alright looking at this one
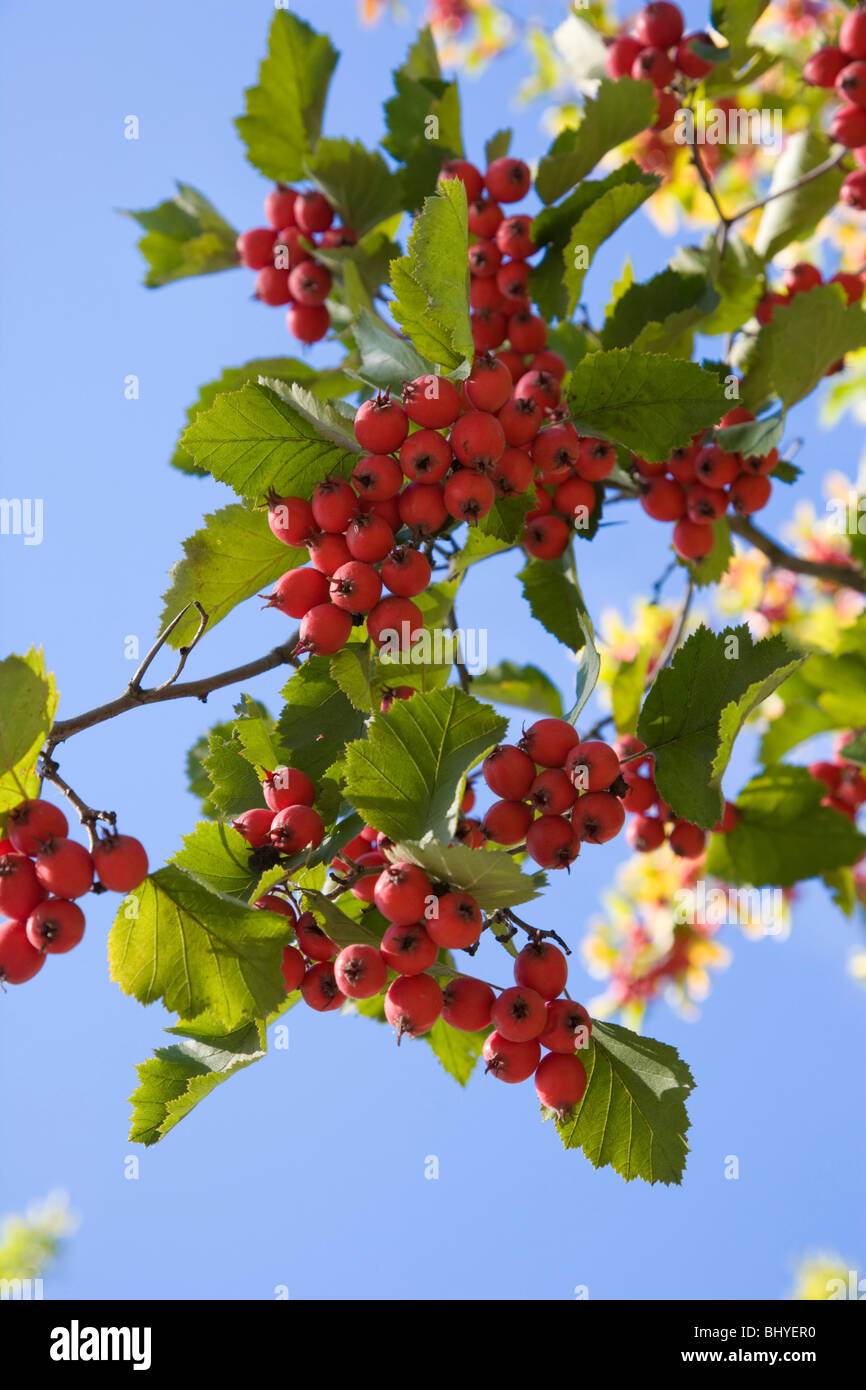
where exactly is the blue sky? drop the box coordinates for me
[1,0,864,1299]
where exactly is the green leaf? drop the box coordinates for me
[202,728,267,819]
[471,661,564,718]
[390,839,546,909]
[424,1018,487,1086]
[300,887,384,950]
[706,766,866,887]
[159,504,302,648]
[681,517,733,588]
[390,178,473,370]
[329,646,374,714]
[477,493,533,544]
[601,269,719,352]
[277,658,368,784]
[535,79,658,204]
[553,1020,694,1186]
[674,237,764,336]
[518,554,589,652]
[824,866,856,917]
[564,182,659,314]
[123,183,238,288]
[738,286,866,411]
[171,821,261,898]
[638,625,804,829]
[129,1022,266,1146]
[0,651,57,809]
[715,411,784,457]
[171,359,355,476]
[235,11,338,182]
[610,651,649,736]
[760,698,836,764]
[108,866,292,1030]
[383,29,463,209]
[449,528,513,576]
[343,689,506,843]
[710,1,769,59]
[566,350,728,464]
[484,129,512,163]
[753,131,846,261]
[352,307,434,391]
[841,731,866,766]
[179,381,359,502]
[305,138,404,239]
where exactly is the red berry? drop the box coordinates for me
[270,805,325,853]
[399,429,452,483]
[673,517,715,559]
[294,190,334,234]
[622,776,656,814]
[254,893,297,919]
[605,34,644,80]
[345,512,394,564]
[440,159,484,202]
[481,798,534,845]
[686,483,729,523]
[804,46,847,87]
[521,718,579,769]
[496,258,531,304]
[442,975,495,1031]
[533,424,580,477]
[676,32,716,78]
[626,814,666,852]
[514,368,560,411]
[652,90,681,131]
[288,260,332,306]
[571,790,625,844]
[468,196,504,238]
[7,799,68,856]
[471,307,508,352]
[498,395,543,446]
[380,922,438,975]
[495,349,528,383]
[295,911,338,961]
[756,291,787,325]
[449,411,506,471]
[301,961,344,1011]
[830,102,866,146]
[280,945,306,992]
[507,310,547,354]
[576,437,617,482]
[385,973,442,1040]
[232,808,274,848]
[268,495,314,547]
[471,275,506,311]
[367,595,424,650]
[668,819,706,858]
[491,984,546,1042]
[298,603,353,656]
[397,481,448,537]
[554,475,596,523]
[482,744,536,799]
[307,532,352,574]
[26,899,86,954]
[236,227,276,269]
[468,239,502,278]
[402,374,462,428]
[523,514,570,559]
[274,225,315,271]
[713,801,740,834]
[264,187,297,229]
[444,470,496,522]
[312,477,356,534]
[334,943,387,999]
[526,815,581,870]
[0,919,46,984]
[374,861,432,924]
[782,262,823,295]
[254,265,292,306]
[830,271,865,306]
[635,2,684,48]
[729,473,771,515]
[329,558,383,614]
[491,446,534,497]
[641,475,686,521]
[840,6,866,60]
[540,998,592,1053]
[495,214,536,259]
[514,941,568,1001]
[564,741,620,793]
[354,394,409,453]
[535,1052,588,1118]
[92,834,148,892]
[32,839,93,899]
[485,157,531,203]
[696,446,739,488]
[632,46,676,87]
[381,547,431,598]
[287,304,329,343]
[353,454,403,501]
[841,170,866,208]
[261,567,330,618]
[530,769,576,815]
[427,890,483,949]
[483,1031,541,1082]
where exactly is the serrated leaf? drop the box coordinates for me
[760,699,836,764]
[390,179,473,370]
[477,493,533,544]
[471,661,564,718]
[637,625,804,829]
[554,1019,694,1186]
[449,528,513,576]
[123,183,238,288]
[383,29,462,209]
[109,866,292,1029]
[277,658,368,784]
[706,766,866,887]
[159,504,303,648]
[343,689,506,843]
[129,1023,266,1146]
[535,79,658,204]
[300,887,383,949]
[840,731,866,766]
[754,131,845,261]
[390,839,546,909]
[715,411,784,457]
[564,182,658,316]
[424,1018,487,1086]
[518,554,589,653]
[171,821,261,898]
[738,286,866,411]
[0,651,56,805]
[352,306,434,391]
[610,651,649,736]
[566,350,728,463]
[305,138,404,239]
[330,646,374,714]
[602,269,718,352]
[202,729,267,819]
[235,11,337,182]
[674,237,763,336]
[484,129,512,163]
[179,381,358,502]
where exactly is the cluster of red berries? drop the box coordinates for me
[233,766,325,856]
[636,406,779,561]
[756,261,865,369]
[804,5,866,202]
[0,799,148,988]
[809,742,866,822]
[615,734,738,855]
[604,2,715,132]
[236,184,354,344]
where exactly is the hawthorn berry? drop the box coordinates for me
[523,514,570,560]
[564,740,620,793]
[294,190,333,234]
[354,393,409,453]
[236,227,276,269]
[498,394,543,446]
[713,801,740,834]
[840,5,866,61]
[695,446,739,489]
[491,984,546,1042]
[640,476,686,521]
[330,561,382,613]
[635,2,684,48]
[626,814,666,852]
[384,972,442,1040]
[492,446,535,497]
[481,799,534,845]
[254,893,298,919]
[449,411,507,471]
[514,941,568,1001]
[526,815,581,870]
[471,275,506,311]
[496,214,536,260]
[298,603,353,656]
[830,271,865,306]
[521,718,579,769]
[576,438,617,482]
[288,260,332,306]
[307,532,352,574]
[380,922,438,976]
[485,157,531,203]
[0,920,46,985]
[841,170,866,209]
[255,266,293,306]
[7,799,69,856]
[482,1031,541,1083]
[312,478,357,534]
[301,961,344,1011]
[345,512,395,565]
[534,1052,588,1118]
[496,258,531,304]
[444,469,496,522]
[782,262,823,296]
[686,483,728,523]
[471,307,507,352]
[622,776,656,815]
[668,819,706,858]
[374,862,432,925]
[440,158,484,202]
[268,494,314,547]
[33,839,94,900]
[269,804,325,853]
[334,944,387,1000]
[295,911,338,962]
[367,595,424,650]
[381,547,432,598]
[352,454,403,501]
[804,46,847,87]
[554,475,596,523]
[540,999,592,1054]
[442,975,495,1031]
[281,945,306,993]
[232,808,275,848]
[92,834,149,892]
[673,517,715,560]
[572,791,626,844]
[676,32,716,78]
[287,304,330,343]
[530,769,576,816]
[397,481,448,537]
[653,90,681,131]
[465,355,514,412]
[399,428,453,483]
[668,443,699,484]
[468,240,502,278]
[507,310,547,354]
[261,567,330,619]
[605,35,643,80]
[468,196,504,238]
[482,744,536,800]
[729,473,771,515]
[830,102,866,146]
[26,899,86,954]
[632,47,676,88]
[426,890,483,949]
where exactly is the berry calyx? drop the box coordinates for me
[426,890,483,949]
[269,805,325,853]
[482,1031,541,1083]
[26,899,86,954]
[33,839,94,899]
[374,861,432,925]
[301,961,344,1011]
[380,922,438,975]
[540,999,593,1054]
[384,973,442,1041]
[334,944,388,999]
[7,799,69,855]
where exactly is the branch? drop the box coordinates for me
[658,578,695,669]
[128,601,209,694]
[729,515,866,595]
[728,147,847,225]
[38,758,116,854]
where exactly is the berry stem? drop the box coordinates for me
[38,757,116,852]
